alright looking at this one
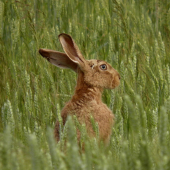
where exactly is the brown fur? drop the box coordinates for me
[39,33,120,144]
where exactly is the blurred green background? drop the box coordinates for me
[0,0,170,169]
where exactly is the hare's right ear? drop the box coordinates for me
[58,33,86,69]
[39,49,78,72]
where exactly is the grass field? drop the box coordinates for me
[0,0,170,169]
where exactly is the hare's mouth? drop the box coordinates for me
[112,75,120,88]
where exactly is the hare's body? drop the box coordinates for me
[39,33,120,143]
[54,70,114,143]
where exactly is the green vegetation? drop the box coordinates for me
[0,0,170,169]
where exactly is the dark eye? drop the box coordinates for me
[100,64,107,70]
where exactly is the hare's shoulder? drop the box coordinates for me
[61,100,114,120]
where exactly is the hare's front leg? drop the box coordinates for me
[54,121,60,142]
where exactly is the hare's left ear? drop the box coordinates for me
[39,49,78,72]
[58,33,86,69]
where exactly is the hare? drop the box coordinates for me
[39,33,120,144]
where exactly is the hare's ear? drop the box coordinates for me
[39,49,77,72]
[58,33,86,69]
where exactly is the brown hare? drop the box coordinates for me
[39,33,120,144]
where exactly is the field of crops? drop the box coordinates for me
[0,0,170,169]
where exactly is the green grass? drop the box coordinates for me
[0,0,170,169]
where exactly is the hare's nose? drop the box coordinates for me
[115,72,120,80]
[118,74,121,80]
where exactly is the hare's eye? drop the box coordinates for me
[100,64,107,70]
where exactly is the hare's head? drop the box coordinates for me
[39,33,120,89]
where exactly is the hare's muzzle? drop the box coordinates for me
[112,73,120,88]
[117,74,121,80]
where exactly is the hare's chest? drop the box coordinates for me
[62,100,114,142]
[89,102,114,125]
[72,101,114,128]
[79,102,114,142]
